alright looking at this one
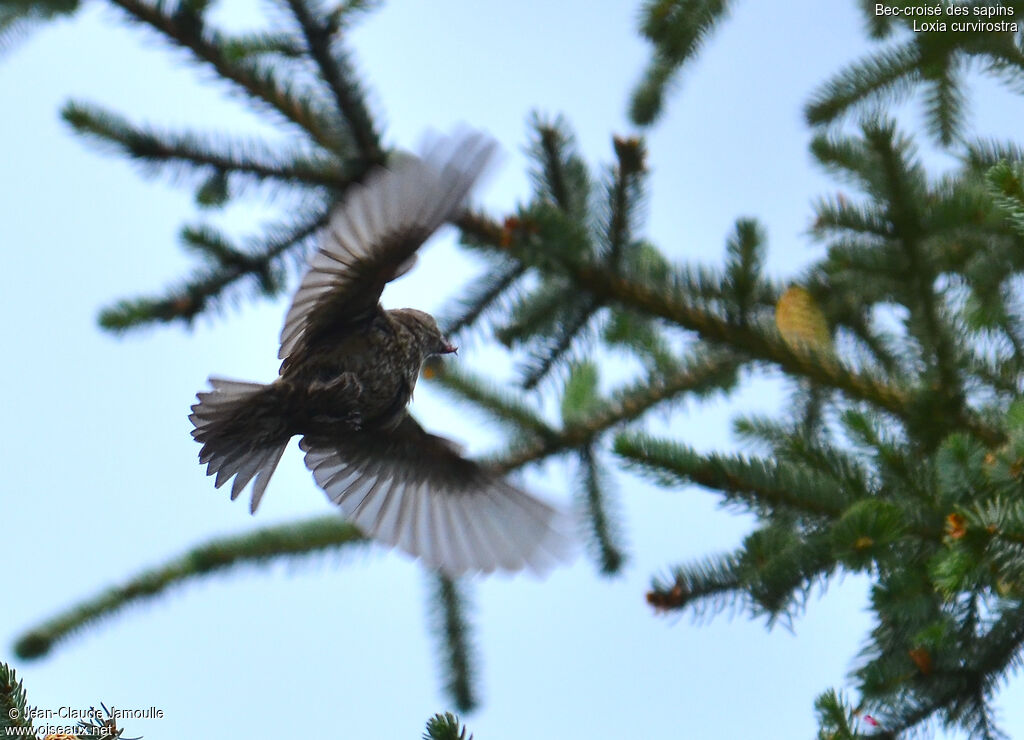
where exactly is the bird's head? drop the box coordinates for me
[393,309,458,358]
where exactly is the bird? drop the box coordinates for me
[189,129,572,577]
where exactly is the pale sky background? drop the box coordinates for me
[4,2,1024,738]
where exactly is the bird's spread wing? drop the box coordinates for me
[278,130,497,366]
[300,415,573,576]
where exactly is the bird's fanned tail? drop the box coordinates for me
[189,378,289,512]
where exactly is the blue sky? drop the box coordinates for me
[4,2,1024,738]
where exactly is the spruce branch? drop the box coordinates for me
[732,414,872,497]
[813,688,875,740]
[491,352,741,472]
[810,195,891,240]
[440,258,528,338]
[557,256,913,423]
[576,445,627,575]
[14,516,367,659]
[459,212,927,423]
[516,232,1008,446]
[737,523,837,624]
[528,113,592,219]
[518,295,602,390]
[863,123,967,428]
[601,136,646,265]
[424,361,560,444]
[500,136,649,389]
[925,57,966,148]
[99,205,329,332]
[965,139,1024,172]
[986,160,1024,238]
[614,432,851,519]
[646,552,743,619]
[429,575,478,713]
[220,29,304,61]
[324,0,384,33]
[629,0,737,126]
[869,603,1024,740]
[805,42,920,130]
[809,6,1024,146]
[105,0,347,151]
[651,524,842,627]
[723,218,766,324]
[284,0,382,163]
[423,712,473,740]
[496,278,577,348]
[0,663,32,733]
[0,0,78,55]
[603,308,680,374]
[62,101,350,189]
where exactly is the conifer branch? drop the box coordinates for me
[605,157,632,266]
[629,0,737,125]
[872,610,1024,740]
[722,219,766,323]
[0,663,32,734]
[429,575,478,713]
[105,0,346,151]
[965,139,1024,171]
[14,516,367,659]
[810,196,891,239]
[654,527,839,626]
[514,241,1006,446]
[732,414,872,494]
[425,362,560,444]
[519,296,602,390]
[925,58,965,147]
[529,114,591,219]
[603,308,681,374]
[62,101,350,189]
[99,206,329,332]
[646,553,743,618]
[614,433,851,519]
[813,689,862,739]
[808,7,1024,146]
[0,0,78,56]
[423,712,473,740]
[460,212,924,421]
[491,352,741,472]
[864,124,967,426]
[496,280,572,348]
[986,161,1024,237]
[561,258,910,416]
[577,446,627,575]
[505,138,647,389]
[805,42,921,129]
[441,259,527,337]
[284,0,382,163]
[220,29,304,61]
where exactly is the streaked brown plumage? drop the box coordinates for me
[190,129,572,576]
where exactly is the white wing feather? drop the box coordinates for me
[300,437,573,577]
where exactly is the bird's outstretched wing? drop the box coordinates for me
[300,415,573,576]
[278,130,497,368]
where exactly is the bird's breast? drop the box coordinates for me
[283,316,419,432]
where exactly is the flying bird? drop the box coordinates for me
[189,130,572,577]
